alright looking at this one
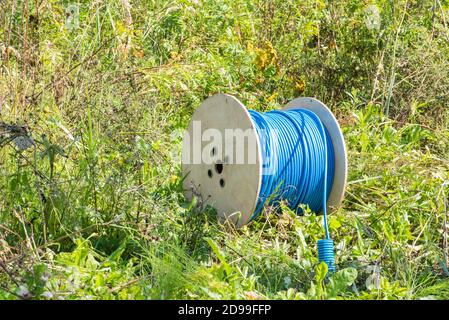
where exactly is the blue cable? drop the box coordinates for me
[248,108,336,273]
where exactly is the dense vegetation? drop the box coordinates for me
[1,0,449,300]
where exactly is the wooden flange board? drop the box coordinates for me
[182,94,262,227]
[182,94,347,228]
[284,97,348,212]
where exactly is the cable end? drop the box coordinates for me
[317,238,336,273]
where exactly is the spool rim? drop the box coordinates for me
[181,94,262,227]
[283,97,348,212]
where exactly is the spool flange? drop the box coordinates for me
[182,94,347,227]
[283,97,348,213]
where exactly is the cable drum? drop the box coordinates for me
[182,94,347,272]
[248,108,335,221]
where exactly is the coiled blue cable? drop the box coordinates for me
[248,108,336,273]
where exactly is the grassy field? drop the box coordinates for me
[1,0,449,300]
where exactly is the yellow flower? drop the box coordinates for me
[170,175,178,184]
[267,92,278,102]
[246,41,254,52]
[295,79,306,94]
[170,51,180,60]
[255,41,278,71]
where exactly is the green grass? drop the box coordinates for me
[1,0,449,300]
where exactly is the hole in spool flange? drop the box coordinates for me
[207,169,213,178]
[215,162,223,174]
[219,178,225,187]
[211,147,216,156]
